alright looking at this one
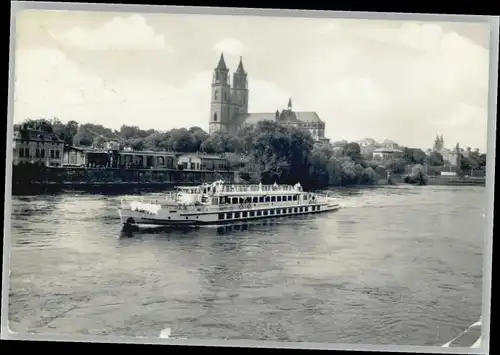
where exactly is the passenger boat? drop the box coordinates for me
[117,180,341,228]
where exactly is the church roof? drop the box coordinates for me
[295,112,322,123]
[240,113,277,125]
[238,111,323,126]
[14,129,64,143]
[215,53,228,71]
[235,56,246,74]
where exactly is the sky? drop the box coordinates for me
[12,9,492,151]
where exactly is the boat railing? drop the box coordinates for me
[217,184,300,194]
[121,191,179,206]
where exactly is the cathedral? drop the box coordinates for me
[209,53,329,143]
[433,134,444,152]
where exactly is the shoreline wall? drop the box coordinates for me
[9,166,485,196]
[11,165,236,195]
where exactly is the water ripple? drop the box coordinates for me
[6,186,485,346]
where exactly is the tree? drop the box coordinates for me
[402,147,426,165]
[166,128,198,152]
[383,159,407,174]
[425,151,444,166]
[189,126,210,151]
[200,131,242,154]
[344,142,362,162]
[460,155,473,170]
[143,132,163,150]
[477,154,487,169]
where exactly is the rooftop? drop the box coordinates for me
[14,130,64,143]
[239,111,323,126]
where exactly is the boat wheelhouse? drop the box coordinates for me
[117,180,341,228]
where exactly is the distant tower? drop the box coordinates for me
[433,133,444,151]
[287,98,293,110]
[231,56,249,116]
[456,142,462,175]
[209,53,232,134]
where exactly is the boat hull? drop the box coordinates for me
[118,202,341,228]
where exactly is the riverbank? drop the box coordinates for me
[10,165,237,195]
[10,176,485,196]
[381,174,485,187]
[426,176,485,186]
[11,181,183,195]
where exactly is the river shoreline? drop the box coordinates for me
[9,177,485,196]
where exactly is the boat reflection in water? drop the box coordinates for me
[119,214,301,239]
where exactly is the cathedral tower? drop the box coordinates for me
[209,53,232,134]
[231,56,249,116]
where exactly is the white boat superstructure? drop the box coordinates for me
[117,180,341,228]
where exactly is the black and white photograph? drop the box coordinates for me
[2,2,498,353]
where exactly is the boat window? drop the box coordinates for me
[218,213,224,220]
[212,198,219,205]
[287,196,291,201]
[294,208,298,212]
[252,197,258,203]
[256,210,262,216]
[232,197,238,204]
[259,197,264,203]
[250,211,255,217]
[270,209,275,215]
[282,209,286,214]
[293,195,298,201]
[226,212,233,219]
[277,196,281,202]
[265,196,270,202]
[234,211,240,218]
[263,210,268,215]
[242,211,248,217]
[271,196,276,202]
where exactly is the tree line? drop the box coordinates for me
[15,117,487,188]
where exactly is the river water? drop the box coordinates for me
[7,185,486,346]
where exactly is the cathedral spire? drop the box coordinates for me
[236,56,246,74]
[216,53,228,71]
[287,98,292,110]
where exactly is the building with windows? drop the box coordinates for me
[177,153,228,171]
[208,53,329,143]
[12,130,64,167]
[63,146,87,167]
[372,139,403,161]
